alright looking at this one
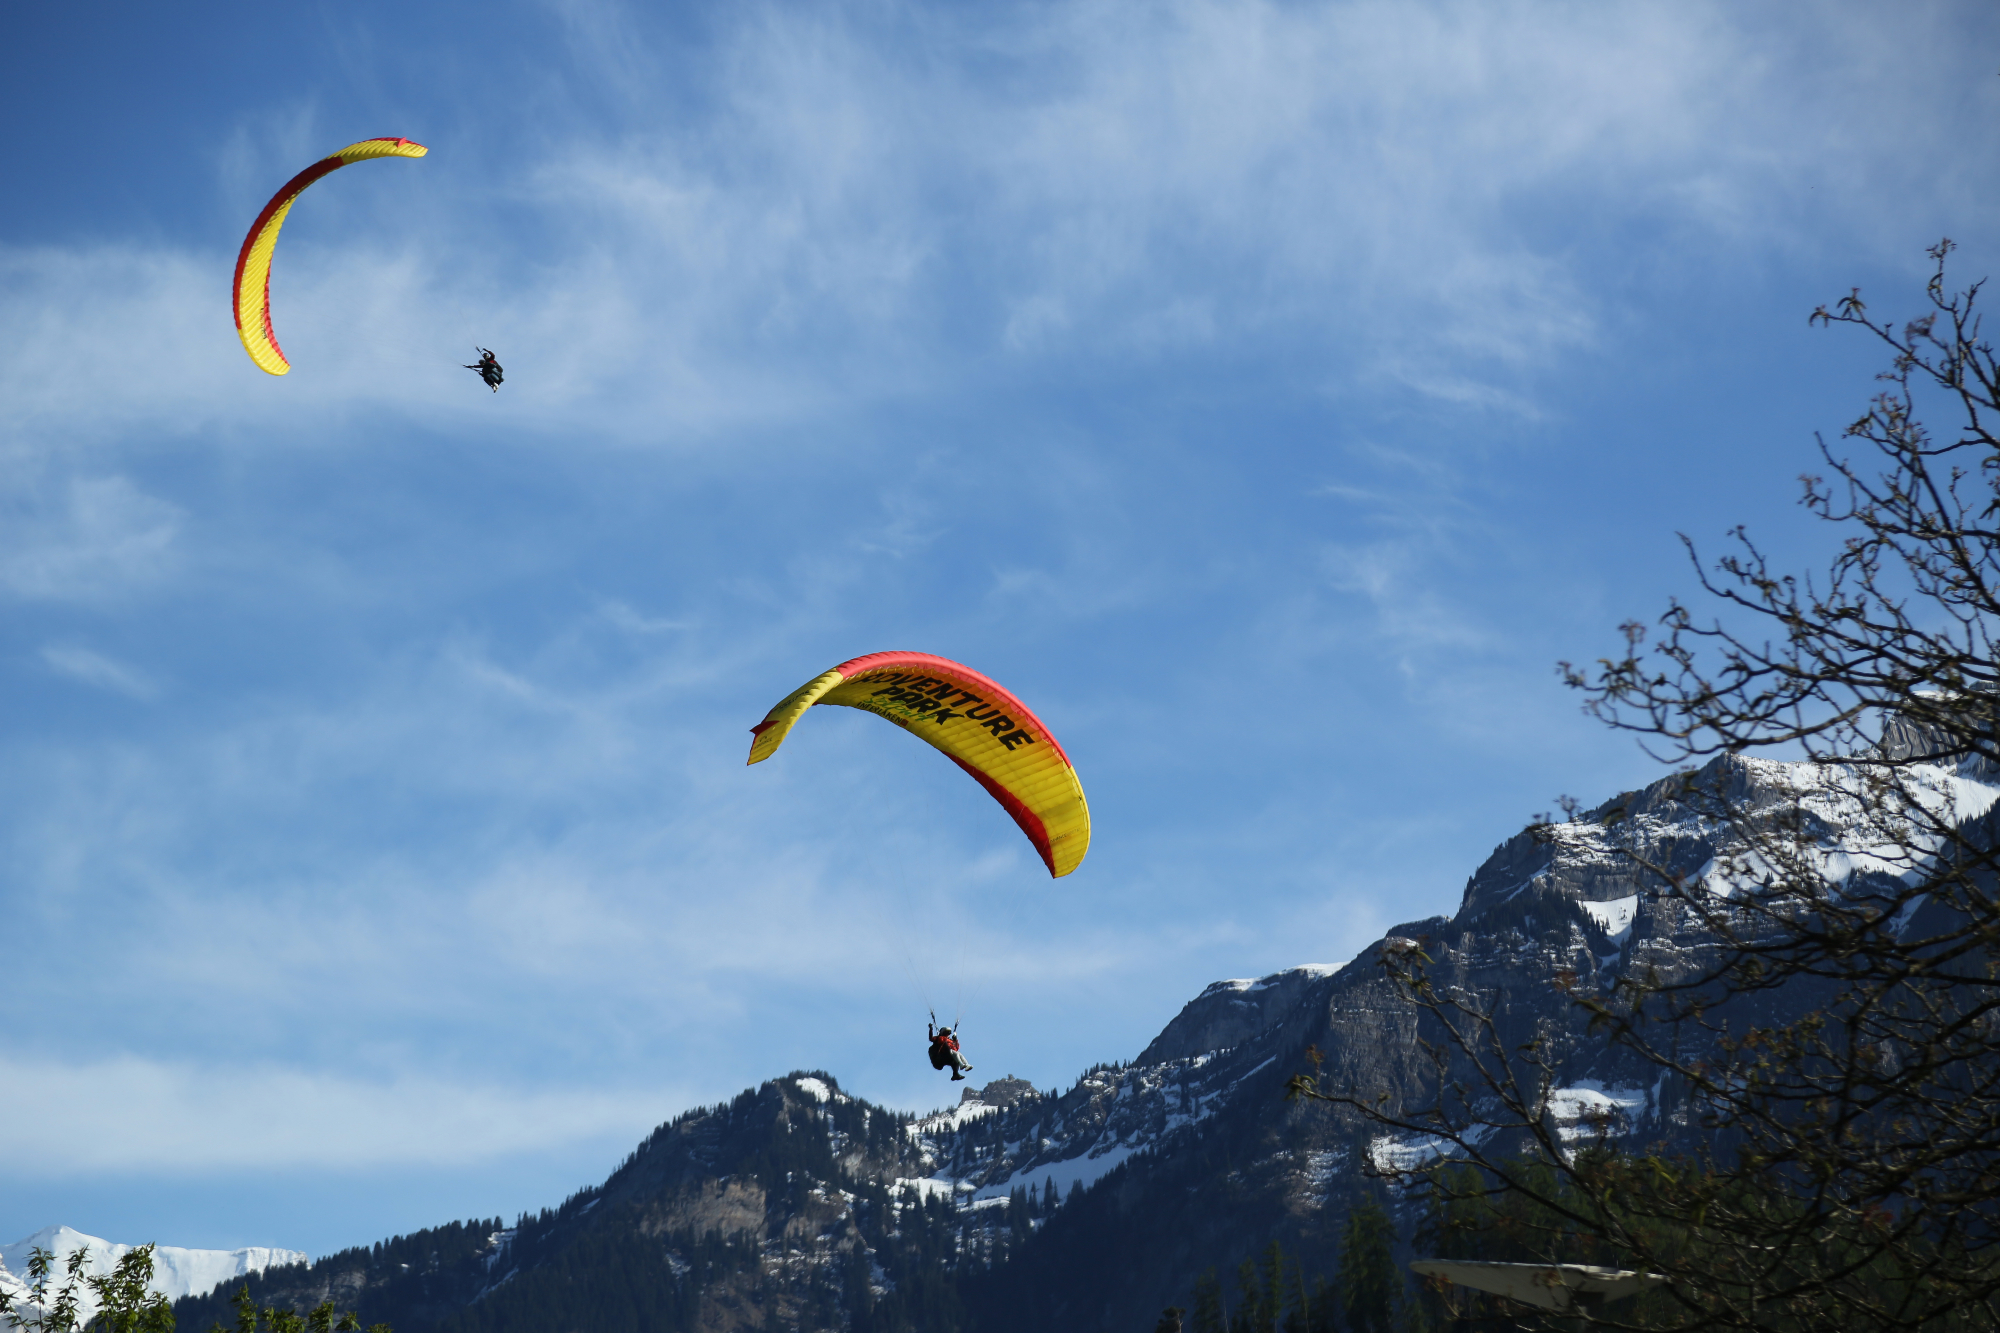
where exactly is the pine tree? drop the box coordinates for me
[1338,1197,1401,1333]
[1256,1243,1285,1333]
[1190,1270,1227,1333]
[1297,1275,1337,1333]
[1232,1257,1261,1333]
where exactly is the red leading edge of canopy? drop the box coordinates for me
[945,753,1056,876]
[828,650,1075,767]
[231,154,348,337]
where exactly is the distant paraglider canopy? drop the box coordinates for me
[747,651,1091,877]
[232,137,428,376]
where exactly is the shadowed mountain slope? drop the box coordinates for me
[175,746,1980,1331]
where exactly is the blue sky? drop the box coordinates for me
[3,0,1997,1259]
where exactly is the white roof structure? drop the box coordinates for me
[1410,1260,1664,1311]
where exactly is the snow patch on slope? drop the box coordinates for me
[891,1176,965,1203]
[1369,1125,1495,1172]
[1546,1082,1650,1142]
[971,1138,1145,1203]
[1579,896,1637,944]
[911,1100,999,1134]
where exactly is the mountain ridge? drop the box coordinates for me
[0,1225,305,1321]
[173,743,1986,1331]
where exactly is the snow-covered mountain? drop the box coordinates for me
[174,743,1980,1332]
[0,1226,305,1320]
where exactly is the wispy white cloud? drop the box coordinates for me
[0,611,1190,1038]
[595,598,691,635]
[7,1,1990,456]
[1,0,1995,1233]
[0,1053,675,1173]
[40,646,161,701]
[0,476,181,602]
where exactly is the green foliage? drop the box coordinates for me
[1406,1152,2000,1331]
[0,1244,173,1333]
[1177,1238,1376,1333]
[1190,1271,1227,1333]
[1337,1200,1401,1333]
[213,1285,381,1333]
[0,1253,366,1333]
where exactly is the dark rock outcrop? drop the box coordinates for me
[176,745,1988,1332]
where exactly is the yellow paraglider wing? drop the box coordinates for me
[748,651,1091,877]
[232,138,428,375]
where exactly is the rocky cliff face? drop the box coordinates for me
[178,746,1985,1333]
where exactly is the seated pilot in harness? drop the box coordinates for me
[464,348,504,391]
[927,1019,973,1082]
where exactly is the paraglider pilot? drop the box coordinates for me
[465,348,504,392]
[927,1018,973,1082]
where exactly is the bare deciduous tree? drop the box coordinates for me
[1292,242,2000,1331]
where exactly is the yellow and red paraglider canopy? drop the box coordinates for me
[232,137,427,376]
[748,651,1091,878]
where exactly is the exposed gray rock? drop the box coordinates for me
[178,743,1998,1333]
[961,1076,1036,1107]
[1136,964,1346,1064]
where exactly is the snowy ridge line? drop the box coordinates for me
[1197,963,1346,1000]
[152,739,1990,1333]
[1458,750,2000,954]
[887,967,1330,1220]
[0,1227,306,1320]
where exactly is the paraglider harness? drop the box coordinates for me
[465,347,504,391]
[927,1011,972,1081]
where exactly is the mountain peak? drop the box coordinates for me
[960,1075,1036,1107]
[168,741,2000,1333]
[1136,963,1345,1064]
[0,1225,306,1319]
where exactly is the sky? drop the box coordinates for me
[3,0,1998,1261]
